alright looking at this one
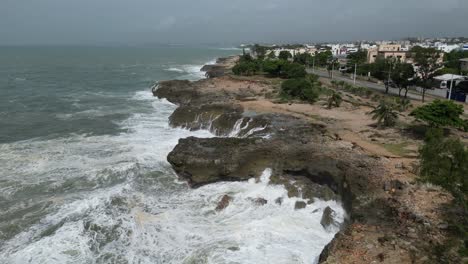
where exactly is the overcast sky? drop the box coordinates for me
[1,0,467,45]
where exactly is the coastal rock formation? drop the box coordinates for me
[153,59,456,263]
[321,206,338,230]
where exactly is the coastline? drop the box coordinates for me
[153,56,454,263]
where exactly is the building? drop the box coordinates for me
[435,43,460,53]
[367,44,408,63]
[461,58,468,72]
[462,44,468,51]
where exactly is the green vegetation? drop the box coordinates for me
[418,128,467,259]
[369,101,399,127]
[280,75,321,103]
[381,142,414,157]
[410,100,465,129]
[315,50,333,67]
[232,55,261,76]
[234,56,306,79]
[412,46,443,102]
[278,50,293,61]
[394,97,412,112]
[391,62,415,98]
[346,50,367,66]
[281,62,307,79]
[445,50,468,70]
[327,91,342,109]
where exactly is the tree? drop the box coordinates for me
[327,91,342,109]
[281,78,319,103]
[347,50,367,67]
[294,53,314,66]
[369,101,399,127]
[326,58,339,78]
[391,62,415,98]
[232,59,260,76]
[281,63,306,79]
[267,51,276,59]
[412,46,443,102]
[278,50,293,61]
[410,99,465,129]
[262,60,283,77]
[315,50,333,67]
[445,50,468,70]
[252,44,267,59]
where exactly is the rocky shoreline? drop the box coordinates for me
[152,57,456,263]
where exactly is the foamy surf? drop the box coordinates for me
[0,47,344,264]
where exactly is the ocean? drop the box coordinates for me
[0,46,344,264]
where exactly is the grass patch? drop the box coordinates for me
[380,142,415,157]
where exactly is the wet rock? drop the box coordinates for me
[275,197,283,205]
[321,206,337,229]
[215,195,232,211]
[227,246,240,251]
[253,198,268,206]
[294,201,307,210]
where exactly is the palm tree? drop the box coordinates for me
[369,101,398,127]
[327,91,342,109]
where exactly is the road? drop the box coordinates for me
[307,68,423,101]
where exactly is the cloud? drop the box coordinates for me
[155,16,177,31]
[0,0,467,45]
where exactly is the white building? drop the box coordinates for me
[435,42,460,53]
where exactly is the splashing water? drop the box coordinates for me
[0,46,344,264]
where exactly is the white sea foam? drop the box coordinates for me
[0,65,344,263]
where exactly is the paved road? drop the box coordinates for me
[307,68,423,101]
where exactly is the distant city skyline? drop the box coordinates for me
[1,0,468,46]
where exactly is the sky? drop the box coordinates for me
[1,0,468,46]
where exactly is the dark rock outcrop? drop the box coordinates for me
[295,201,307,210]
[215,195,233,211]
[321,206,337,230]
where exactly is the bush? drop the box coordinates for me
[369,100,399,127]
[281,78,319,103]
[262,60,284,77]
[419,128,468,262]
[281,63,306,79]
[410,100,464,129]
[419,128,467,210]
[327,91,342,108]
[232,61,259,76]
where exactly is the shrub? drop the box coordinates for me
[281,78,319,103]
[369,100,399,127]
[281,63,307,79]
[419,128,467,204]
[327,91,342,108]
[410,100,464,129]
[262,60,283,77]
[232,61,259,76]
[394,97,412,112]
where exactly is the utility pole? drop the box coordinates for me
[331,60,335,80]
[448,74,454,100]
[353,63,357,85]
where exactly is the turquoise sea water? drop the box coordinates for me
[0,46,344,264]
